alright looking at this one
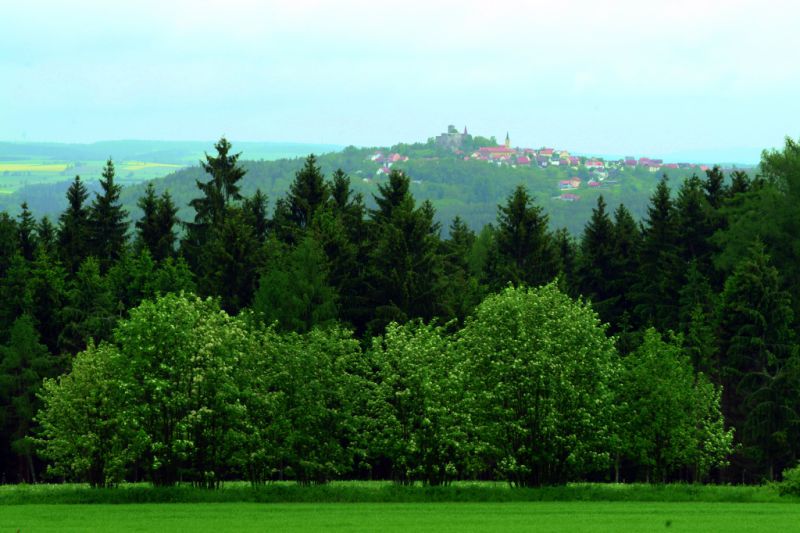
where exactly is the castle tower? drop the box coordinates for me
[505,132,511,149]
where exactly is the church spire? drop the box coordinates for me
[505,132,511,149]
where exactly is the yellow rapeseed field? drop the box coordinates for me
[0,163,68,172]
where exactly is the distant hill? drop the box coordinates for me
[0,138,753,235]
[0,140,343,164]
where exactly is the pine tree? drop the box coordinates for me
[243,189,269,243]
[137,184,178,262]
[553,228,578,296]
[631,176,681,331]
[0,315,59,482]
[252,236,338,333]
[729,170,751,196]
[184,137,247,270]
[441,216,481,322]
[57,176,91,274]
[196,207,264,314]
[27,248,67,354]
[135,183,159,256]
[17,203,37,261]
[484,185,557,290]
[154,191,178,261]
[287,154,329,231]
[57,257,115,354]
[36,216,57,258]
[366,181,444,334]
[89,159,128,269]
[190,136,245,226]
[576,196,617,322]
[717,241,797,480]
[608,203,641,334]
[371,169,410,223]
[703,166,727,210]
[675,175,716,280]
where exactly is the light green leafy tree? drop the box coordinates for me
[367,321,465,485]
[456,283,619,486]
[113,293,250,487]
[36,342,142,487]
[616,328,733,482]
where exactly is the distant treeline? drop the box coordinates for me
[0,137,798,487]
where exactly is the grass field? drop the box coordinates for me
[2,502,799,532]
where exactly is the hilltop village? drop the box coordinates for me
[368,125,713,202]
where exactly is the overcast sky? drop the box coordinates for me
[2,0,798,161]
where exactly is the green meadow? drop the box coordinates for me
[2,502,798,532]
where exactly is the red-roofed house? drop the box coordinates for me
[559,179,572,190]
[559,193,580,202]
[585,159,604,168]
[516,156,532,165]
[479,146,516,159]
[539,148,555,157]
[588,180,601,187]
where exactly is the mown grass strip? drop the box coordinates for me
[0,482,792,505]
[3,502,800,533]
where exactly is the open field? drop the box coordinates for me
[2,502,799,532]
[0,159,186,193]
[0,162,69,172]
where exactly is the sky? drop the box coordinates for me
[2,0,799,162]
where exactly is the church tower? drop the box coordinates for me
[505,132,511,149]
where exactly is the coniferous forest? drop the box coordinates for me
[2,136,800,488]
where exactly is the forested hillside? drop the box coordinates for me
[0,136,797,489]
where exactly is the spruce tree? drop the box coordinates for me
[196,207,263,314]
[287,154,329,231]
[553,227,578,296]
[57,257,115,354]
[703,166,727,210]
[137,185,178,262]
[675,175,716,280]
[371,169,411,223]
[631,176,681,331]
[484,185,557,290]
[89,159,128,269]
[17,203,37,261]
[184,137,246,271]
[717,241,797,480]
[609,203,641,335]
[576,196,617,322]
[366,180,444,334]
[243,189,269,243]
[441,216,481,322]
[135,183,159,256]
[0,315,59,482]
[57,176,91,274]
[190,136,245,227]
[36,216,57,258]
